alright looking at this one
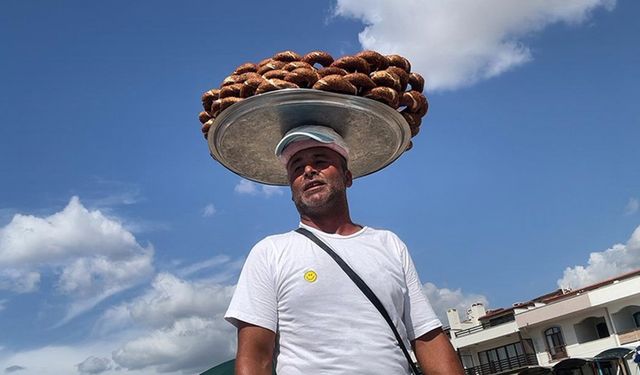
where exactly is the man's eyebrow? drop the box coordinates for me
[288,156,302,166]
[288,151,332,168]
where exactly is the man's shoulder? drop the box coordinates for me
[263,228,300,241]
[244,230,302,262]
[253,229,302,248]
[361,226,410,254]
[364,225,395,235]
[363,226,403,240]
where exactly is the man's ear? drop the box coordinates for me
[345,170,353,188]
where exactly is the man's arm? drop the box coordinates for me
[235,321,276,375]
[412,327,465,375]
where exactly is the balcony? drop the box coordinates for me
[456,324,487,338]
[454,322,520,348]
[548,345,568,361]
[618,327,640,345]
[456,315,516,338]
[464,354,539,375]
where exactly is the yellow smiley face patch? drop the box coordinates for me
[304,270,317,283]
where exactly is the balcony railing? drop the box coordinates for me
[454,316,516,338]
[455,324,487,337]
[463,353,538,375]
[548,345,567,361]
[618,327,640,345]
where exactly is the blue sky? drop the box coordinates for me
[1,0,639,374]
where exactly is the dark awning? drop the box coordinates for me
[517,366,553,375]
[553,358,591,370]
[593,347,634,360]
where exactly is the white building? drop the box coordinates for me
[447,269,640,375]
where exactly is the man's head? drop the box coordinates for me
[275,126,352,217]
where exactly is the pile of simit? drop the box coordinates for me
[198,50,428,148]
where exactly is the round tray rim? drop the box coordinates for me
[207,89,411,186]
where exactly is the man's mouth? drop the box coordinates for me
[303,181,325,192]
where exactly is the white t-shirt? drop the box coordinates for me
[225,223,441,374]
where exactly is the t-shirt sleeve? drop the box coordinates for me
[398,239,442,340]
[224,238,278,333]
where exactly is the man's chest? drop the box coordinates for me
[272,242,407,318]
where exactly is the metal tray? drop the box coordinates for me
[207,88,411,186]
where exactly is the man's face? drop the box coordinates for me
[286,146,352,216]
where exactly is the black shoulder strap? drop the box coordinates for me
[295,227,420,374]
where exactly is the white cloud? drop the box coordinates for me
[4,365,26,373]
[56,254,154,326]
[0,196,154,323]
[77,356,112,374]
[104,273,236,373]
[80,179,143,208]
[0,270,40,293]
[334,0,616,90]
[234,179,285,198]
[422,282,489,323]
[262,185,285,197]
[0,345,161,375]
[0,346,100,375]
[91,304,135,337]
[175,255,231,278]
[0,196,149,266]
[88,189,142,208]
[0,272,238,375]
[234,179,258,195]
[558,224,640,290]
[126,273,234,328]
[0,299,6,312]
[202,203,216,217]
[112,316,235,374]
[58,255,153,298]
[625,197,639,215]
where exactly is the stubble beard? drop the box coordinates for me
[293,184,346,218]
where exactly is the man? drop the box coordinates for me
[225,125,464,374]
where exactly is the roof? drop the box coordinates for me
[593,347,635,360]
[200,359,235,375]
[478,268,640,321]
[553,358,591,370]
[480,301,536,321]
[544,268,640,304]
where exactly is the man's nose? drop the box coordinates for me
[303,164,317,177]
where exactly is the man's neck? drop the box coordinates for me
[300,215,362,235]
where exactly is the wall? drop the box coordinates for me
[453,321,520,349]
[519,307,616,366]
[588,278,640,307]
[516,294,591,327]
[566,336,618,358]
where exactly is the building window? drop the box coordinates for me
[478,341,536,374]
[460,354,474,369]
[544,327,567,360]
[634,311,640,328]
[596,322,610,338]
[574,316,610,343]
